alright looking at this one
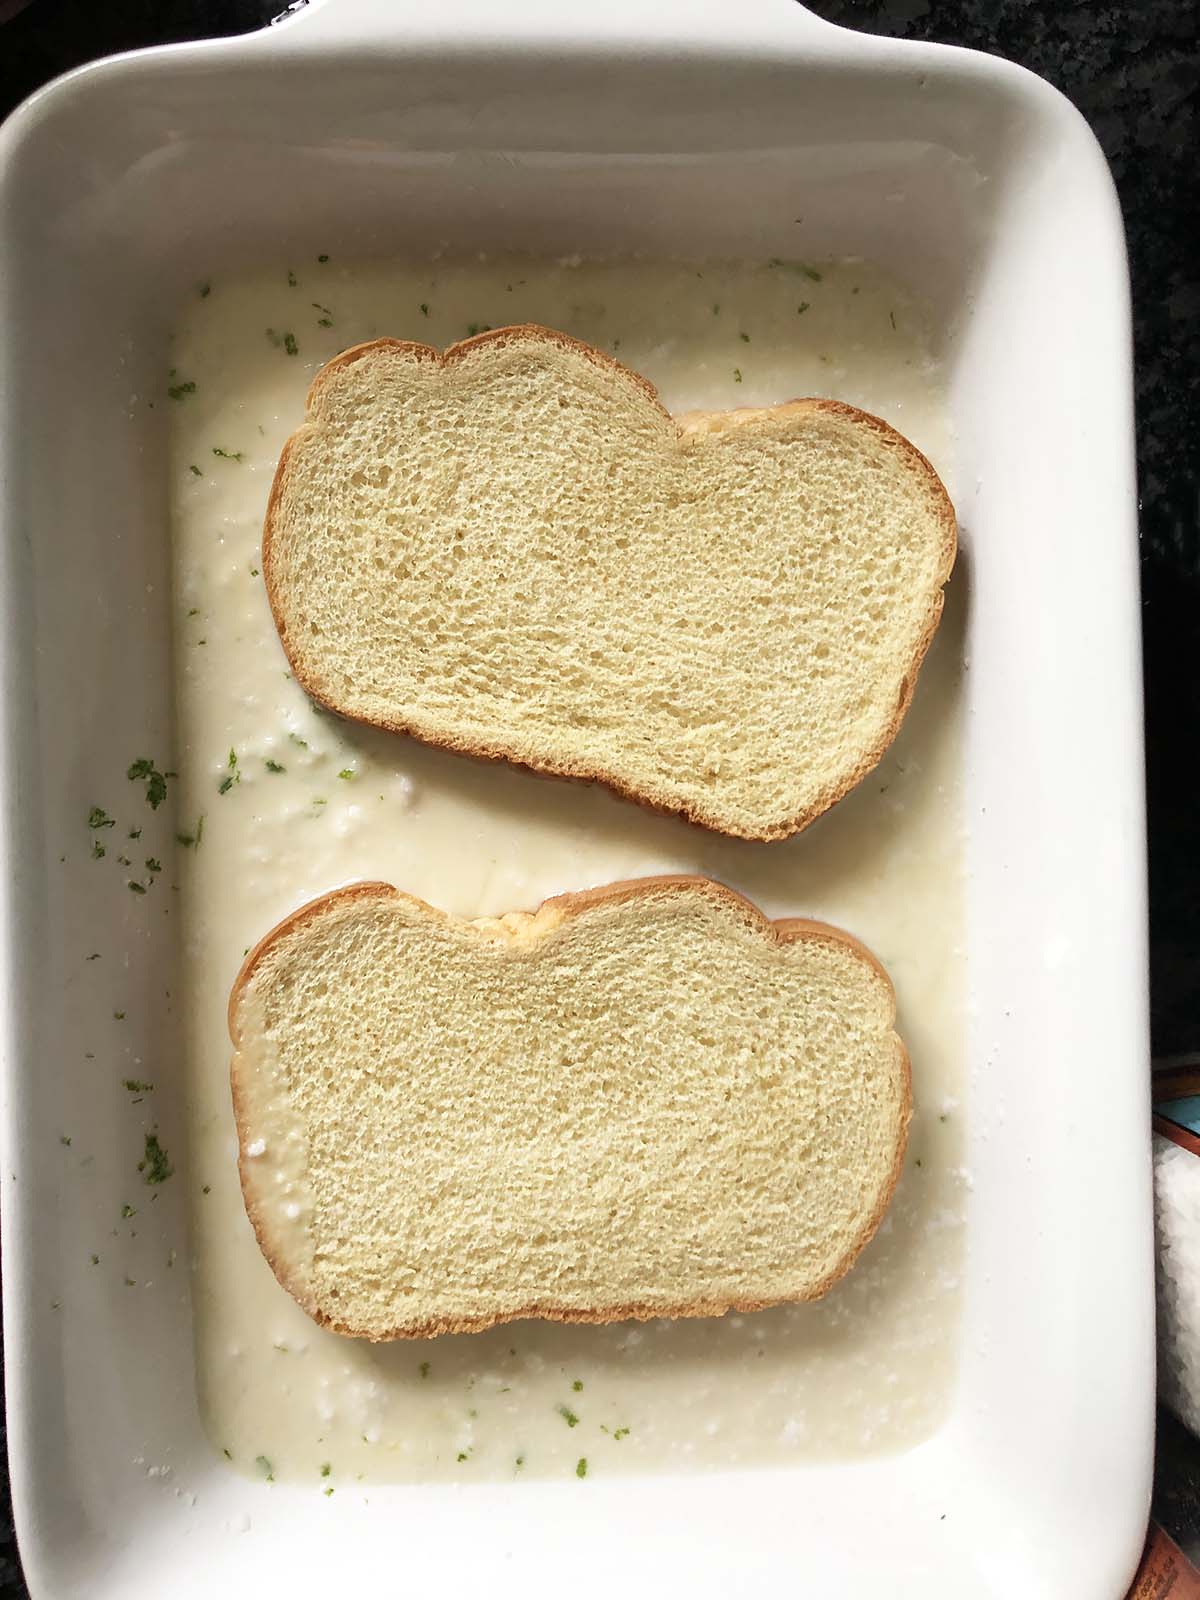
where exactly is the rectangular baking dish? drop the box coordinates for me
[0,1,1150,1594]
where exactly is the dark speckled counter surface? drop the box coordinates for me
[1,1,1196,1592]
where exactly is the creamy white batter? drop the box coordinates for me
[170,256,966,1487]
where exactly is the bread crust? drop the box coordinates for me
[262,326,957,843]
[230,875,912,1341]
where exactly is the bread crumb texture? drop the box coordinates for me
[231,877,910,1340]
[264,329,955,840]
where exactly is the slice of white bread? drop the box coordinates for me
[263,327,956,842]
[229,875,911,1340]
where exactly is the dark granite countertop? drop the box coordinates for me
[1,1,1196,1593]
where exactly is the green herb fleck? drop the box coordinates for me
[256,1455,274,1483]
[287,269,298,287]
[138,1132,173,1185]
[121,1203,136,1219]
[515,1455,525,1470]
[419,1361,431,1378]
[127,881,147,894]
[797,301,810,315]
[202,1184,211,1195]
[90,1253,99,1265]
[222,1447,232,1460]
[145,858,161,875]
[86,953,101,961]
[218,747,240,795]
[189,464,203,476]
[88,806,115,831]
[168,378,196,400]
[199,282,211,299]
[124,1277,136,1288]
[176,815,205,849]
[320,1462,331,1477]
[465,323,491,337]
[317,253,329,264]
[212,447,243,462]
[733,368,743,383]
[128,827,142,840]
[338,768,354,781]
[572,1379,583,1392]
[323,1486,334,1497]
[557,1406,579,1428]
[712,303,720,315]
[113,1010,125,1020]
[288,733,309,749]
[124,1079,154,1093]
[117,855,131,867]
[613,1426,630,1440]
[419,303,430,317]
[456,1451,469,1463]
[889,310,897,331]
[283,332,299,357]
[575,1458,588,1478]
[739,332,750,343]
[60,1134,71,1147]
[91,841,106,860]
[265,759,286,774]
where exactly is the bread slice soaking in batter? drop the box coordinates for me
[263,327,956,841]
[229,875,911,1341]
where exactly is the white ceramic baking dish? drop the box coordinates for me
[0,1,1150,1594]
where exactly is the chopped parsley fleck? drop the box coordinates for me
[739,332,750,343]
[145,858,161,874]
[419,303,430,317]
[323,1486,334,1497]
[199,282,211,298]
[320,1462,331,1477]
[265,759,286,774]
[249,565,259,576]
[167,378,196,400]
[456,1451,469,1463]
[117,855,131,866]
[575,1458,588,1478]
[889,310,897,331]
[113,1010,125,1020]
[515,1455,525,1470]
[572,1379,583,1392]
[287,268,298,287]
[465,323,491,337]
[138,1132,173,1185]
[283,332,299,357]
[189,464,203,476]
[124,1079,154,1093]
[60,1134,71,1147]
[288,733,309,749]
[768,258,822,281]
[419,1361,430,1379]
[88,806,115,831]
[91,842,106,860]
[127,881,147,894]
[86,953,101,961]
[255,1455,274,1483]
[218,747,240,795]
[121,1203,136,1219]
[124,1277,136,1288]
[712,303,720,315]
[317,253,329,263]
[733,368,743,383]
[177,815,205,849]
[338,768,354,780]
[90,1254,99,1265]
[201,1184,211,1195]
[212,447,243,462]
[613,1426,630,1440]
[222,1447,232,1460]
[128,826,142,839]
[557,1406,579,1428]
